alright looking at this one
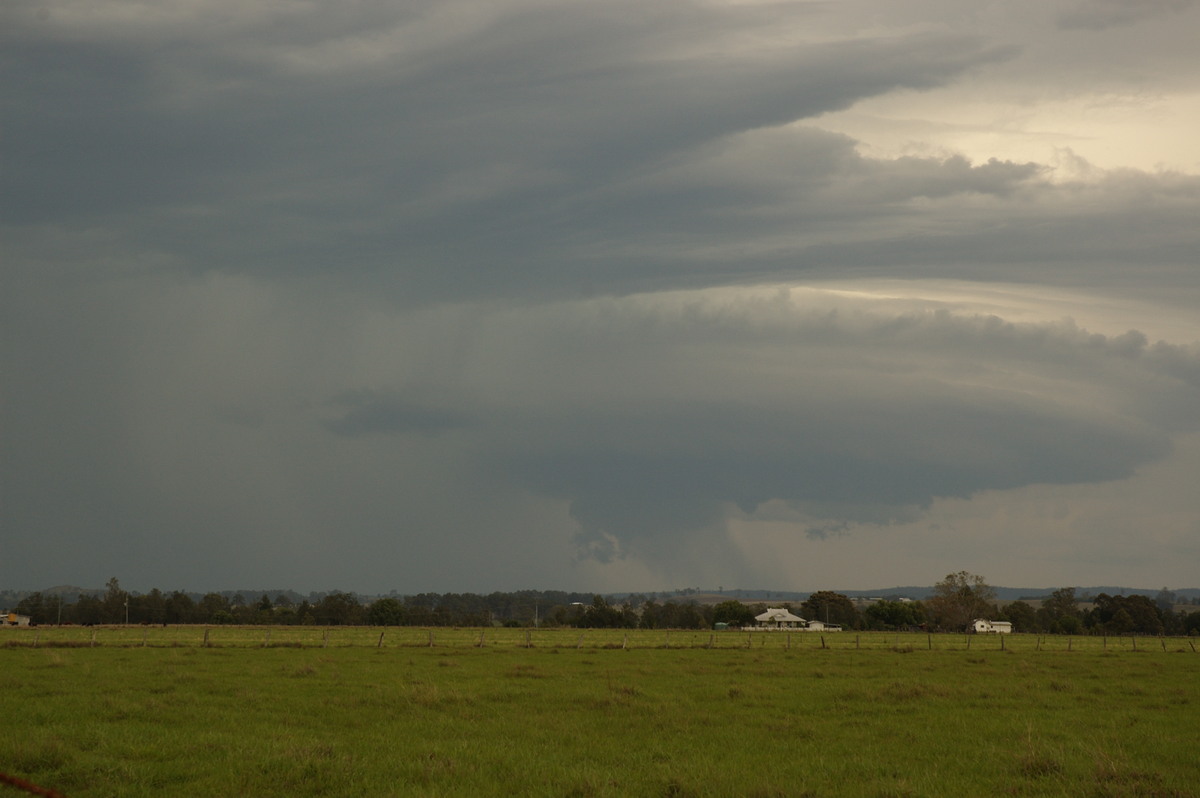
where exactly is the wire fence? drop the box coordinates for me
[1,625,1196,653]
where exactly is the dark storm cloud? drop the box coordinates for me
[4,0,1200,591]
[450,301,1200,559]
[324,393,469,438]
[0,0,1013,297]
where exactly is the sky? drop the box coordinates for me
[3,0,1200,595]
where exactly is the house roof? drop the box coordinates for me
[755,608,805,623]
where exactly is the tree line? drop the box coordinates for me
[10,575,1200,635]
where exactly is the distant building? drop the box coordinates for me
[754,608,806,629]
[971,619,1012,634]
[3,612,32,627]
[804,619,842,632]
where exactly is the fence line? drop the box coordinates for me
[1,627,1196,653]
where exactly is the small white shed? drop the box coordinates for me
[805,620,842,632]
[972,619,1012,634]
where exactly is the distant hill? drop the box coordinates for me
[614,586,1200,605]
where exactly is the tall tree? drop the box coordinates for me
[865,600,925,631]
[1042,587,1080,620]
[103,577,128,624]
[315,592,363,625]
[164,591,196,624]
[800,591,859,628]
[1000,600,1038,633]
[928,571,996,631]
[367,597,406,626]
[14,592,47,625]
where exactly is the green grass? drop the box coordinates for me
[2,631,1197,796]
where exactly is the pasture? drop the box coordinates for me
[2,628,1197,797]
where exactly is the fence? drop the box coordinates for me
[2,626,1196,653]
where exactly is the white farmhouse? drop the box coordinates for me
[971,619,1013,634]
[754,608,806,629]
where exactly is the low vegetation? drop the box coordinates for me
[2,630,1197,797]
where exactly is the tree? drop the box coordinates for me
[1042,587,1080,621]
[315,592,364,625]
[367,597,407,626]
[71,594,103,625]
[577,595,633,628]
[103,577,128,624]
[1155,588,1177,614]
[928,571,996,631]
[1000,601,1038,633]
[711,600,755,628]
[638,600,662,629]
[1091,593,1163,636]
[864,600,925,631]
[130,588,167,624]
[164,591,196,624]
[14,592,47,625]
[198,592,231,623]
[657,601,704,629]
[800,591,859,628]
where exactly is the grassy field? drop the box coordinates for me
[2,629,1197,797]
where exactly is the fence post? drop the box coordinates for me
[927,634,932,651]
[1132,636,1136,651]
[786,633,790,650]
[577,633,584,650]
[377,631,385,648]
[664,632,670,649]
[525,630,531,648]
[263,630,271,648]
[323,630,330,648]
[142,628,148,648]
[477,630,485,648]
[1068,637,1072,652]
[966,635,971,650]
[622,633,628,650]
[428,630,434,647]
[1160,637,1166,652]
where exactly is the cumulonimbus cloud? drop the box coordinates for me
[322,286,1200,562]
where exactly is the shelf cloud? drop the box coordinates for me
[4,0,1200,593]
